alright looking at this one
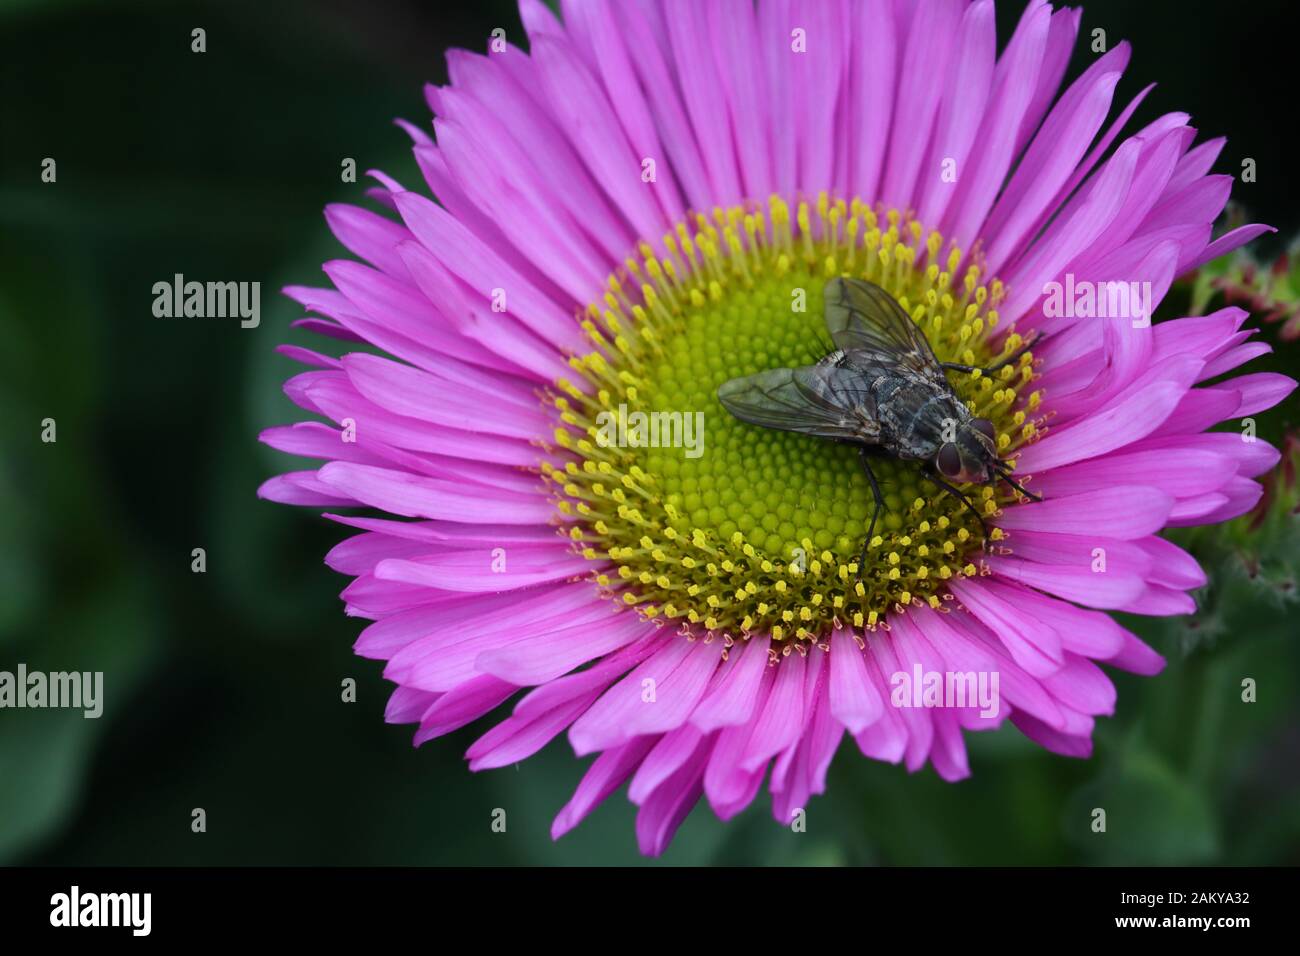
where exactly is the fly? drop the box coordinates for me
[717,276,1042,574]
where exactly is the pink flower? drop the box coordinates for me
[260,0,1296,855]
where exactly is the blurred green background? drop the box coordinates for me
[1,0,1296,865]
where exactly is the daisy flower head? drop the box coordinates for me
[260,0,1297,856]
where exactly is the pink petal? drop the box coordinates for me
[995,486,1173,539]
[829,629,885,733]
[690,633,771,732]
[317,462,551,523]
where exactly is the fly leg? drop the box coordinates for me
[989,462,1043,502]
[921,467,992,551]
[857,445,885,578]
[942,329,1047,376]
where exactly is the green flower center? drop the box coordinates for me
[546,194,1043,646]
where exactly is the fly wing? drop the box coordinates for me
[823,277,947,388]
[717,362,881,443]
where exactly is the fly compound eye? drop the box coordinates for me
[972,418,996,442]
[936,443,963,479]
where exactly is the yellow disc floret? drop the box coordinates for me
[544,194,1045,646]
